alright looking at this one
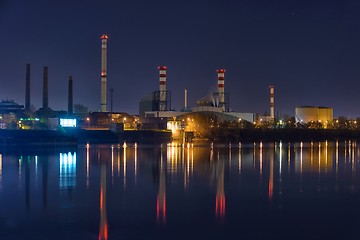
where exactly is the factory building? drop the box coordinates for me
[139,66,256,136]
[295,106,333,125]
[0,100,26,129]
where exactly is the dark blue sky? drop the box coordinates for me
[1,0,360,117]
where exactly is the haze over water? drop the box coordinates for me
[0,141,359,240]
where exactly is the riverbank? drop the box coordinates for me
[0,129,77,148]
[64,129,172,144]
[206,128,360,143]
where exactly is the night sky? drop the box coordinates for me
[1,0,360,117]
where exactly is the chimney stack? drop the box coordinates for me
[270,85,274,121]
[184,88,188,109]
[100,34,108,112]
[43,66,49,110]
[217,69,225,111]
[68,76,73,115]
[158,66,167,111]
[25,64,30,111]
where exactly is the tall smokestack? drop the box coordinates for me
[217,69,225,111]
[43,66,48,110]
[270,85,274,121]
[158,66,167,111]
[68,76,73,115]
[184,88,188,109]
[100,34,108,112]
[25,64,30,111]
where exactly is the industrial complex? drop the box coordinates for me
[0,34,350,140]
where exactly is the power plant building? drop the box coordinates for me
[295,106,333,124]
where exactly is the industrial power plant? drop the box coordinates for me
[0,34,343,140]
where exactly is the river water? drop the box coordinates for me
[0,141,359,240]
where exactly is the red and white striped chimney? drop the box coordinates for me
[217,69,225,110]
[270,85,274,121]
[158,66,167,111]
[100,34,108,112]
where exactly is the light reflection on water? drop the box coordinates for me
[0,141,360,239]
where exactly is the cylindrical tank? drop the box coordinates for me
[295,106,333,124]
[295,106,319,123]
[318,107,333,123]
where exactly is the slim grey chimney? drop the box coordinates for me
[68,76,73,114]
[25,64,30,111]
[43,66,48,110]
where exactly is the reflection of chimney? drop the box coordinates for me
[215,160,225,221]
[99,163,108,240]
[68,76,73,114]
[157,152,166,224]
[25,64,30,111]
[43,66,49,110]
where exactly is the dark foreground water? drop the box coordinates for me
[0,141,360,240]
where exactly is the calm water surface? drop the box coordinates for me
[1,141,360,240]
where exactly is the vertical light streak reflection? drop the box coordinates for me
[238,146,242,174]
[259,142,263,177]
[98,162,108,240]
[229,143,232,171]
[253,142,256,171]
[317,142,321,193]
[336,141,339,175]
[268,147,274,202]
[288,144,291,173]
[35,155,38,189]
[279,141,282,175]
[19,156,22,188]
[215,159,225,222]
[86,144,90,188]
[191,144,194,176]
[134,143,138,184]
[157,150,166,224]
[325,141,328,174]
[117,145,120,176]
[318,142,321,175]
[0,154,2,191]
[344,140,347,162]
[348,141,351,163]
[352,141,355,176]
[300,142,303,175]
[123,143,127,189]
[184,145,190,189]
[310,142,314,173]
[300,142,303,192]
[111,145,114,185]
